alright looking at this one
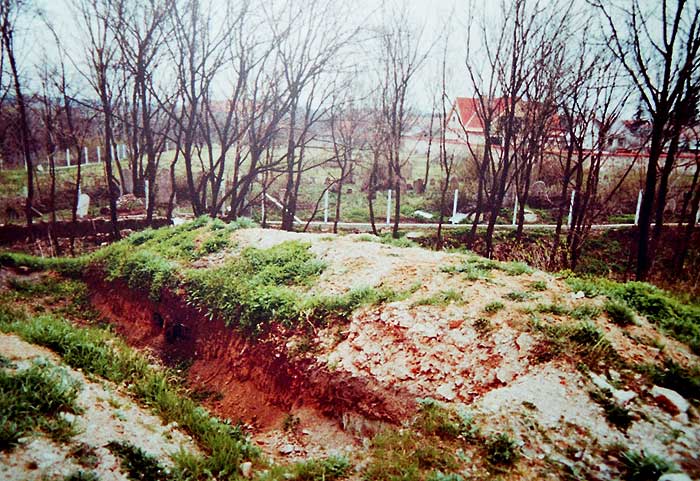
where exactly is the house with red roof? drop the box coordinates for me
[445,97,565,147]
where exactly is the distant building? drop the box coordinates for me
[445,97,564,147]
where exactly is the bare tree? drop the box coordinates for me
[376,6,428,238]
[74,0,122,240]
[0,0,35,229]
[594,0,700,279]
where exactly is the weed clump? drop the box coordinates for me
[483,302,504,314]
[485,433,519,466]
[0,361,81,451]
[107,440,172,481]
[604,300,636,326]
[412,290,462,307]
[621,450,676,481]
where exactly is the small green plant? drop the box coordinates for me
[473,317,492,334]
[536,303,569,316]
[528,280,547,292]
[635,359,700,401]
[604,300,636,326]
[621,450,676,481]
[568,321,605,346]
[570,303,602,321]
[412,290,462,307]
[290,455,351,481]
[483,302,504,314]
[485,433,519,466]
[503,291,530,302]
[500,261,533,276]
[107,440,173,481]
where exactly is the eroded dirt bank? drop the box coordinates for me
[86,272,417,456]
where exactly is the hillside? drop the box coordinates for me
[1,218,699,481]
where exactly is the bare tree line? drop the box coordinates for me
[0,0,698,281]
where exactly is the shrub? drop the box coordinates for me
[485,433,519,466]
[604,300,636,326]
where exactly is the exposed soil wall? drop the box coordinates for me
[85,271,417,439]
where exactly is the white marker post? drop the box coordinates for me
[323,190,329,224]
[145,180,149,211]
[386,189,392,225]
[634,190,643,225]
[66,148,71,167]
[97,146,101,164]
[567,190,576,227]
[83,146,88,164]
[451,189,458,224]
[512,195,519,226]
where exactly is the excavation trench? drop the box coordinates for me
[85,271,417,456]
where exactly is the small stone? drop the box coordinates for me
[651,385,690,415]
[608,369,621,382]
[658,474,692,481]
[612,390,637,405]
[278,444,295,455]
[590,373,614,392]
[240,461,253,479]
[436,382,456,401]
[571,290,586,299]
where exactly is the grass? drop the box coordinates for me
[412,289,462,307]
[535,302,569,316]
[0,359,81,451]
[107,440,173,481]
[363,399,517,481]
[0,304,259,479]
[64,471,100,481]
[485,433,519,466]
[530,317,617,367]
[604,300,636,326]
[4,218,399,338]
[0,251,87,277]
[503,291,532,302]
[356,232,419,248]
[528,280,547,291]
[620,450,676,481]
[260,456,351,481]
[564,275,700,353]
[635,359,700,401]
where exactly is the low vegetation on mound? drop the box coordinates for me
[0,283,353,481]
[2,218,700,480]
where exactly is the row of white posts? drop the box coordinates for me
[46,144,130,170]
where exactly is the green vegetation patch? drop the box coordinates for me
[564,275,700,353]
[442,253,533,282]
[107,440,173,481]
[412,289,462,307]
[0,304,259,478]
[620,450,677,481]
[0,360,81,451]
[364,399,511,481]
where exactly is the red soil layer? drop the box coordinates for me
[85,271,417,438]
